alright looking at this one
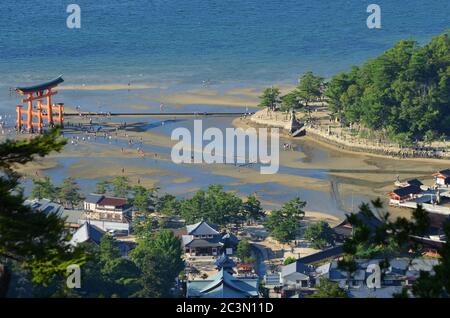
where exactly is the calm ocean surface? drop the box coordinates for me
[0,0,448,91]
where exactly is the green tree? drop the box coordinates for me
[242,194,265,223]
[96,180,109,194]
[132,229,184,298]
[281,91,302,112]
[236,240,252,262]
[324,73,352,119]
[132,186,157,213]
[259,87,281,111]
[31,176,58,200]
[304,221,335,249]
[58,177,83,208]
[296,71,324,110]
[283,256,297,266]
[156,194,181,216]
[112,176,130,198]
[412,222,450,298]
[73,236,139,298]
[325,31,450,142]
[180,184,242,226]
[265,197,306,243]
[0,128,85,297]
[310,278,348,298]
[339,199,450,297]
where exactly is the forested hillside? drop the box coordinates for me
[326,31,450,143]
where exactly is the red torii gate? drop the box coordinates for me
[15,75,65,133]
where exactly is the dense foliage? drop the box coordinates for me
[340,198,450,297]
[0,129,85,297]
[325,31,450,143]
[265,197,306,243]
[236,239,254,263]
[258,87,281,111]
[31,177,84,208]
[179,184,243,226]
[260,72,324,112]
[131,229,184,297]
[309,278,348,298]
[303,221,335,249]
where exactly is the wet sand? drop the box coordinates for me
[7,84,450,223]
[149,91,259,108]
[232,116,450,220]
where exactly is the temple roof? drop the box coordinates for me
[222,232,239,246]
[15,75,64,94]
[186,220,219,236]
[295,245,344,265]
[215,253,236,269]
[391,185,422,197]
[69,222,104,246]
[187,268,258,298]
[84,193,104,204]
[434,169,450,177]
[183,237,223,248]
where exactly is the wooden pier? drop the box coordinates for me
[64,111,254,117]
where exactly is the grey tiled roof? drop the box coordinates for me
[348,286,403,298]
[60,209,83,224]
[70,222,105,246]
[281,261,314,278]
[296,245,344,265]
[24,198,64,215]
[186,220,220,236]
[84,194,104,204]
[215,253,236,269]
[185,238,224,248]
[187,269,258,298]
[409,258,439,272]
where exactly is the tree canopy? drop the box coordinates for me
[325,31,450,142]
[179,184,242,226]
[339,198,450,297]
[0,129,85,297]
[309,278,348,298]
[304,221,335,249]
[296,71,324,108]
[265,197,306,243]
[259,87,281,111]
[236,239,252,263]
[59,177,84,208]
[242,195,265,223]
[131,229,184,297]
[31,177,58,201]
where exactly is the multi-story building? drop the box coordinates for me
[82,194,132,234]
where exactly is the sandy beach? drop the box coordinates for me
[6,83,449,224]
[232,113,450,220]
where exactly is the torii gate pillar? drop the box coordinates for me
[16,105,22,132]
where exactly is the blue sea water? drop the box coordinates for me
[0,0,448,90]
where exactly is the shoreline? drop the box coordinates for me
[232,113,450,166]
